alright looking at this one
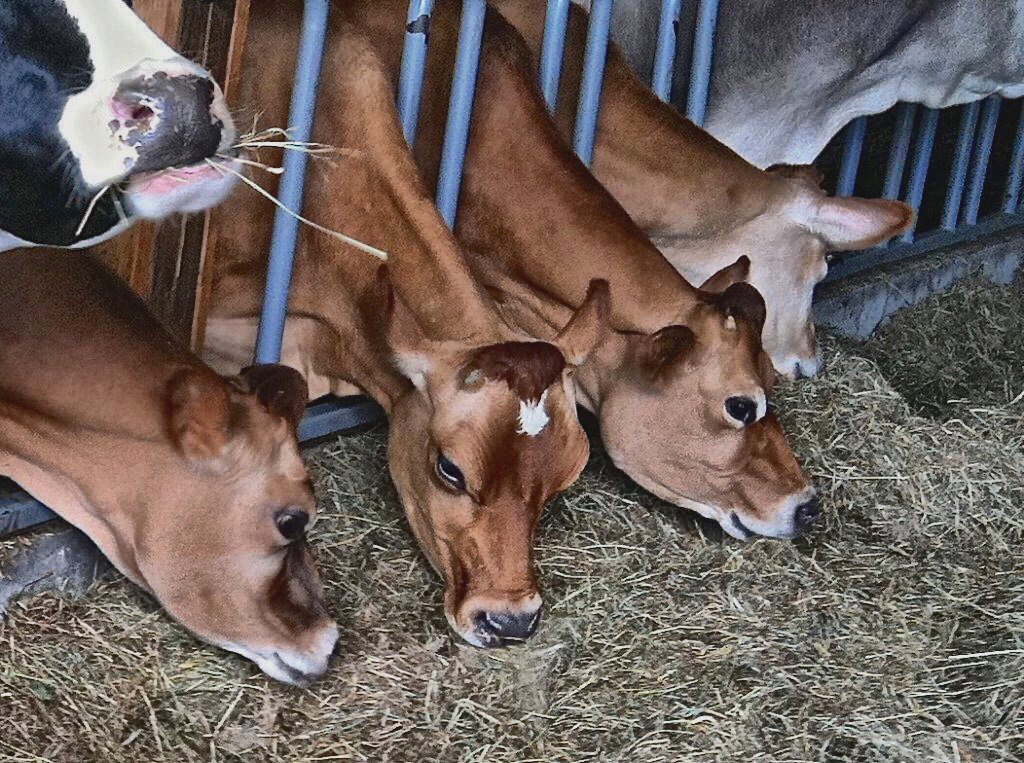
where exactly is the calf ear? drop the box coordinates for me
[700,255,750,293]
[166,369,231,461]
[766,163,825,188]
[238,364,309,433]
[810,196,914,251]
[714,282,767,334]
[555,279,610,365]
[378,265,433,390]
[640,325,696,378]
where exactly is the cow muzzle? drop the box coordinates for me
[451,592,543,648]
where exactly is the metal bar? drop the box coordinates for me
[651,0,683,101]
[539,0,571,111]
[1003,99,1024,212]
[900,107,940,243]
[572,0,615,166]
[685,0,720,126]
[940,100,980,229]
[435,0,487,226]
[825,212,1024,283]
[397,0,436,146]
[961,96,1002,226]
[254,0,331,364]
[882,103,916,200]
[0,396,387,537]
[836,116,867,197]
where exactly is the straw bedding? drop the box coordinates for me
[1,276,1022,762]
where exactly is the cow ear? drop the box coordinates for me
[237,364,309,432]
[555,279,610,365]
[378,265,433,390]
[700,255,750,293]
[809,196,914,250]
[640,325,696,378]
[166,369,231,461]
[714,282,767,334]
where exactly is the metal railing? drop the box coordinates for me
[4,0,1022,537]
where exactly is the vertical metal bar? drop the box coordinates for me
[882,103,916,199]
[397,0,436,146]
[940,100,980,229]
[435,0,487,227]
[255,0,331,364]
[901,107,940,243]
[835,116,867,197]
[539,0,571,111]
[685,0,720,126]
[1004,99,1024,213]
[961,96,1002,225]
[573,0,614,166]
[651,0,683,101]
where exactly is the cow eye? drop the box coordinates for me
[435,452,466,492]
[275,508,309,541]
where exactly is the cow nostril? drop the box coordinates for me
[725,396,757,425]
[794,497,820,532]
[474,609,541,644]
[130,104,155,122]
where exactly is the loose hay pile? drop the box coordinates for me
[1,279,1022,762]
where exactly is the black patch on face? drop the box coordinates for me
[0,0,125,246]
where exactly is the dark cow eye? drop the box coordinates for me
[435,452,466,492]
[275,508,309,541]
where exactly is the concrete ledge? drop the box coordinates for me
[815,226,1023,340]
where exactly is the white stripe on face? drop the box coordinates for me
[58,0,204,187]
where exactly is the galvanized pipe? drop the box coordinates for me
[651,0,683,101]
[901,107,940,243]
[836,116,867,197]
[436,0,487,226]
[397,0,437,146]
[940,100,980,229]
[882,103,916,200]
[1004,100,1024,213]
[572,0,615,166]
[962,95,1002,225]
[685,0,720,126]
[255,0,331,364]
[539,0,572,111]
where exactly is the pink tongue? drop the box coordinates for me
[133,164,220,195]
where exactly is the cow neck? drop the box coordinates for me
[447,25,698,336]
[310,27,503,347]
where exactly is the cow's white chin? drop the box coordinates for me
[123,157,242,220]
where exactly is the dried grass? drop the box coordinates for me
[1,278,1022,762]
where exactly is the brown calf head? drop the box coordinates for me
[696,164,913,379]
[384,273,608,647]
[578,267,816,539]
[139,363,337,685]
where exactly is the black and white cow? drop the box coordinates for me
[0,0,240,251]
[602,0,1024,166]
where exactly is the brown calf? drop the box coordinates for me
[204,14,607,647]
[338,2,815,540]
[0,250,336,685]
[491,0,914,379]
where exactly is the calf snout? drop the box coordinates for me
[794,495,820,534]
[112,70,226,174]
[474,608,541,645]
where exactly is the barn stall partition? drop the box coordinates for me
[2,0,1022,536]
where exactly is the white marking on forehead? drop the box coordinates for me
[517,390,550,437]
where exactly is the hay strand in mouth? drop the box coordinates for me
[206,159,387,261]
[74,184,112,238]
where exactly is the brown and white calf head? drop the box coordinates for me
[385,276,608,647]
[662,165,913,379]
[0,0,239,250]
[577,268,816,540]
[125,365,337,685]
